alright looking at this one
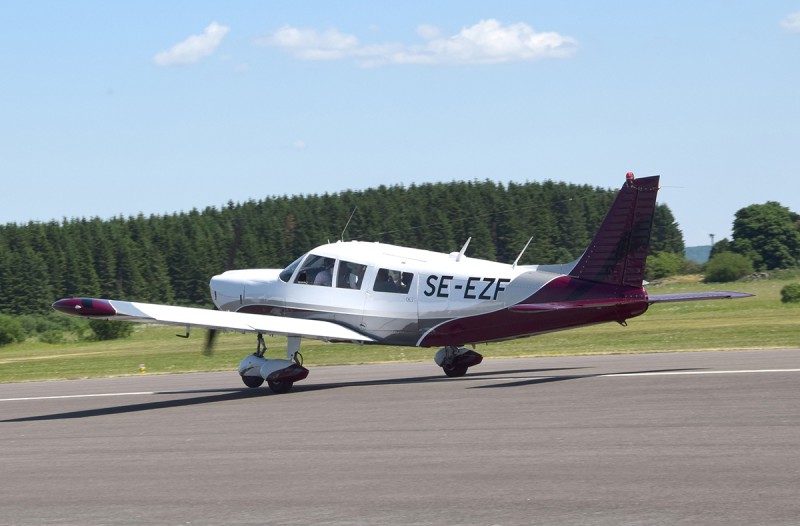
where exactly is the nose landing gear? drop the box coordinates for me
[238,334,309,393]
[434,345,483,378]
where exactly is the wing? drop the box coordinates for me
[52,297,374,343]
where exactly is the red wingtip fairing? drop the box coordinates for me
[52,298,117,317]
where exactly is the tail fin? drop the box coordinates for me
[569,174,660,287]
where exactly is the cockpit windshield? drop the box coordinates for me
[278,254,306,283]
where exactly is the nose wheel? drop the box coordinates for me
[242,375,264,388]
[435,346,483,377]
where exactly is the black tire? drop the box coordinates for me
[443,364,468,378]
[267,380,294,394]
[241,375,265,388]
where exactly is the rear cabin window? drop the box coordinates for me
[373,268,414,294]
[336,261,367,290]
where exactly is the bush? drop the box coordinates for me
[0,315,25,346]
[646,252,685,280]
[38,330,66,344]
[704,252,754,283]
[89,319,135,341]
[780,283,800,304]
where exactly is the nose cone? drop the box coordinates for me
[52,298,117,317]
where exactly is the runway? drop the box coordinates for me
[2,349,800,525]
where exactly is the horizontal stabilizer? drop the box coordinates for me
[647,291,754,303]
[509,297,647,312]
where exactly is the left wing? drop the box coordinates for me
[52,297,374,342]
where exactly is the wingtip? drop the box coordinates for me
[52,297,117,317]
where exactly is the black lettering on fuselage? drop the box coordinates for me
[479,278,495,300]
[424,275,438,297]
[424,275,511,301]
[437,275,453,297]
[494,278,511,300]
[464,277,480,299]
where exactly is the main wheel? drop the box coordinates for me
[241,375,264,388]
[267,380,294,394]
[443,364,468,378]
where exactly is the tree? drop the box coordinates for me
[0,314,24,346]
[651,205,685,254]
[703,252,754,283]
[731,202,800,270]
[646,252,685,280]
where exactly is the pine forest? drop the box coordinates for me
[0,180,684,316]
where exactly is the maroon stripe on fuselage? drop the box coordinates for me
[418,275,649,347]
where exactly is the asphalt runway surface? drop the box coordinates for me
[2,349,800,526]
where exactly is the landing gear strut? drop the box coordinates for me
[238,334,309,393]
[434,345,483,378]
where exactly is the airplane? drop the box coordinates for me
[53,173,751,393]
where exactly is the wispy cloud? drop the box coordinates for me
[781,12,800,33]
[259,19,578,67]
[154,22,230,66]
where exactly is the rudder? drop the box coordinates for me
[569,174,660,287]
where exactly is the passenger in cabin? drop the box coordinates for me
[374,268,413,293]
[313,258,334,286]
[337,261,367,290]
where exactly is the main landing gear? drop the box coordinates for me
[434,345,483,378]
[238,334,309,394]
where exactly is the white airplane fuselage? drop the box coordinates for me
[209,240,627,348]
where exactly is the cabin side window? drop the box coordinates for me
[294,255,335,286]
[373,268,414,294]
[336,260,367,290]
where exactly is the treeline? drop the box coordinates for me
[704,201,800,282]
[0,180,684,315]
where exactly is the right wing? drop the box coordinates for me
[52,297,374,343]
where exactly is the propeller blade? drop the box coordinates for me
[203,329,217,356]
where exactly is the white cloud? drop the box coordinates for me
[261,19,577,67]
[154,22,230,66]
[264,26,359,60]
[781,12,800,33]
[416,24,441,41]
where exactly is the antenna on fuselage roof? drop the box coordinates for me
[340,207,358,242]
[456,237,471,262]
[512,237,534,269]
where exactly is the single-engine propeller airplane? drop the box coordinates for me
[54,174,751,393]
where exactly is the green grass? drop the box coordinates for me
[1,276,798,383]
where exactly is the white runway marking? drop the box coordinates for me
[0,391,165,402]
[604,368,800,377]
[0,389,235,403]
[3,368,800,402]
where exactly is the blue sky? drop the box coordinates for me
[2,2,799,248]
